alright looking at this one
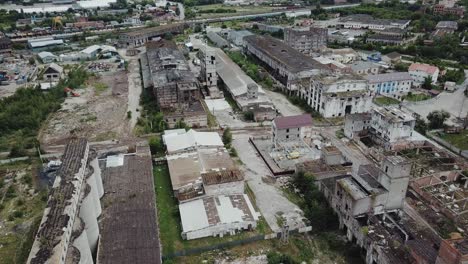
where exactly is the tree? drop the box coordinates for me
[222,127,232,147]
[422,76,433,90]
[164,32,173,40]
[427,110,450,129]
[267,252,298,264]
[415,116,428,135]
[148,136,164,155]
[243,111,254,121]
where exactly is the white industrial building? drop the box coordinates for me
[332,155,410,217]
[365,72,413,99]
[179,194,259,240]
[28,37,64,51]
[227,30,254,47]
[298,74,372,118]
[38,51,57,63]
[344,106,416,149]
[408,63,440,85]
[337,14,411,30]
[344,113,371,139]
[163,129,224,154]
[272,114,313,147]
[369,106,416,145]
[43,63,63,81]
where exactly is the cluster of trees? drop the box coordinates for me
[292,172,339,231]
[227,51,261,82]
[440,68,466,84]
[198,8,236,14]
[414,110,451,135]
[0,67,90,153]
[136,89,168,134]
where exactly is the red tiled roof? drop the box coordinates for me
[273,114,313,129]
[409,63,439,75]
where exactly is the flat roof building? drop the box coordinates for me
[179,194,259,240]
[97,147,161,264]
[244,35,326,91]
[119,23,185,48]
[215,48,276,121]
[338,14,411,30]
[163,129,224,154]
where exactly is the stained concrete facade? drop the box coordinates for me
[369,106,416,145]
[283,27,328,55]
[298,74,372,118]
[244,35,325,91]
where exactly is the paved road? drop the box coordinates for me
[233,133,306,232]
[403,86,468,125]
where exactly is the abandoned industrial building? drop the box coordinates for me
[27,139,102,264]
[179,194,259,240]
[142,40,207,128]
[215,48,276,121]
[97,145,161,264]
[118,23,185,48]
[297,73,372,118]
[283,27,328,55]
[163,128,260,240]
[26,139,162,264]
[244,35,326,92]
[345,106,416,149]
[198,45,221,98]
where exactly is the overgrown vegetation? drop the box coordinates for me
[0,66,90,152]
[292,172,339,232]
[135,88,167,134]
[403,93,431,102]
[439,129,468,150]
[427,110,450,129]
[0,161,48,264]
[374,96,400,106]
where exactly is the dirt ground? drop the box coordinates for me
[39,70,131,147]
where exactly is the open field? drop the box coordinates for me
[404,93,431,102]
[374,96,400,106]
[39,70,131,146]
[439,130,468,150]
[0,160,47,264]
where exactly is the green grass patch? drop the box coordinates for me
[0,162,47,264]
[94,82,108,95]
[374,96,400,106]
[439,130,468,150]
[335,129,345,139]
[404,93,431,102]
